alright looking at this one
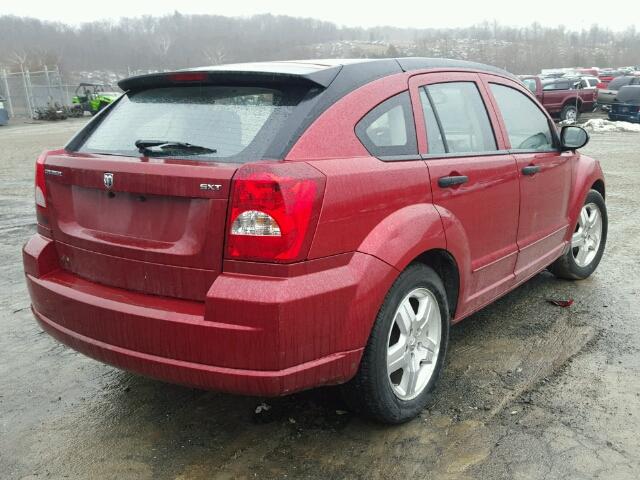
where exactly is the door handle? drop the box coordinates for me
[438,175,468,188]
[522,165,541,176]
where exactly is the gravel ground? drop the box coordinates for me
[0,117,639,479]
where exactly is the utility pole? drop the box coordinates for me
[1,69,14,117]
[44,65,53,103]
[55,65,66,105]
[20,63,33,119]
[25,68,35,117]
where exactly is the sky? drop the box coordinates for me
[2,0,639,31]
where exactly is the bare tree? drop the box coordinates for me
[1,14,638,75]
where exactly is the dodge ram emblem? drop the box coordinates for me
[103,172,114,189]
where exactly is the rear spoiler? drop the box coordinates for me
[118,66,342,91]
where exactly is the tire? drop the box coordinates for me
[549,190,607,280]
[341,264,450,424]
[560,104,579,122]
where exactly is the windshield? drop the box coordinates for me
[78,85,303,163]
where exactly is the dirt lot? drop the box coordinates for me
[1,117,639,479]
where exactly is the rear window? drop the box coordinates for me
[522,78,537,93]
[543,80,572,91]
[77,85,304,163]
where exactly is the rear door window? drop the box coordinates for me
[355,91,418,158]
[78,85,305,163]
[420,82,497,154]
[489,83,555,151]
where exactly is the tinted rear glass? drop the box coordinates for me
[78,85,305,163]
[616,86,640,103]
[608,76,634,90]
[542,80,571,91]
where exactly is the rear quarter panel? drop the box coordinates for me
[285,72,454,326]
[287,72,444,266]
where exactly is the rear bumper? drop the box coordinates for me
[31,304,362,396]
[608,113,640,123]
[24,235,397,396]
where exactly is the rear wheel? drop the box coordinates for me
[560,104,579,122]
[342,264,450,424]
[549,190,607,280]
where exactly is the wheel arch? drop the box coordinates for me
[411,249,460,318]
[591,179,605,199]
[565,155,606,243]
[356,203,462,318]
[563,98,582,109]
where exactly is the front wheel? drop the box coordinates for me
[341,264,450,424]
[549,189,607,280]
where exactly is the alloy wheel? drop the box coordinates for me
[386,288,441,400]
[572,202,603,267]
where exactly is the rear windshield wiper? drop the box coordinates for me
[135,139,217,155]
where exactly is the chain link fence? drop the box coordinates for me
[0,66,78,119]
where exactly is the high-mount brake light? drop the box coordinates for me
[167,72,208,83]
[226,163,326,263]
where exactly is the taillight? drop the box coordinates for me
[35,151,47,208]
[597,82,606,89]
[226,162,326,263]
[34,151,50,231]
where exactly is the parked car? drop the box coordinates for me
[521,75,597,121]
[23,58,607,424]
[597,75,640,109]
[71,83,120,116]
[609,85,640,123]
[577,68,599,77]
[597,69,625,89]
[0,95,8,126]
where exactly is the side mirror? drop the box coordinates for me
[561,125,589,151]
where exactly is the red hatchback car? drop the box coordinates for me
[23,58,607,423]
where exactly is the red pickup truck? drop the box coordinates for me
[521,76,597,122]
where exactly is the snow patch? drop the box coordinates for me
[581,119,640,133]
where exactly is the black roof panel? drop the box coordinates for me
[395,57,515,79]
[119,57,516,91]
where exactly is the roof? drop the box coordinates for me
[118,57,517,91]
